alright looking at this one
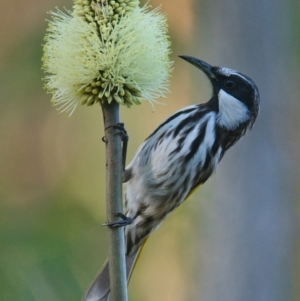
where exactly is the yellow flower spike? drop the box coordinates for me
[42,2,172,115]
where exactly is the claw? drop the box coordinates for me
[105,123,128,142]
[102,211,135,228]
[104,123,128,170]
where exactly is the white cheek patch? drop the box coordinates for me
[217,89,250,130]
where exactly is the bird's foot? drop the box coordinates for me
[103,123,128,143]
[103,212,134,228]
[102,123,128,170]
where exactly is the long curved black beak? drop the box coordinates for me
[179,55,215,80]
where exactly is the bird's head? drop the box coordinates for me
[179,55,260,131]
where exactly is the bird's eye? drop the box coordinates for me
[224,80,235,89]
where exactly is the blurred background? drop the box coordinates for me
[1,0,299,300]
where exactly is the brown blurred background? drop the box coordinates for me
[1,0,299,300]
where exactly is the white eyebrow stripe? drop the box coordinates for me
[218,67,247,79]
[218,67,259,93]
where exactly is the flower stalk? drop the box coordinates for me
[101,100,128,301]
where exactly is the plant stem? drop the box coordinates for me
[101,100,128,301]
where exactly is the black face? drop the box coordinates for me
[211,67,260,117]
[179,55,260,125]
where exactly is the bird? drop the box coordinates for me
[83,55,260,301]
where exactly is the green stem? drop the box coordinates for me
[101,100,128,301]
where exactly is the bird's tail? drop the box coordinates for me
[82,247,142,301]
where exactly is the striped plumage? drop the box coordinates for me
[83,56,260,301]
[124,105,224,255]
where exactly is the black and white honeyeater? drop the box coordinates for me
[83,56,260,301]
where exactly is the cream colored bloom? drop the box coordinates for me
[42,1,172,114]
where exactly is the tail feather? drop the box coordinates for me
[82,248,142,301]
